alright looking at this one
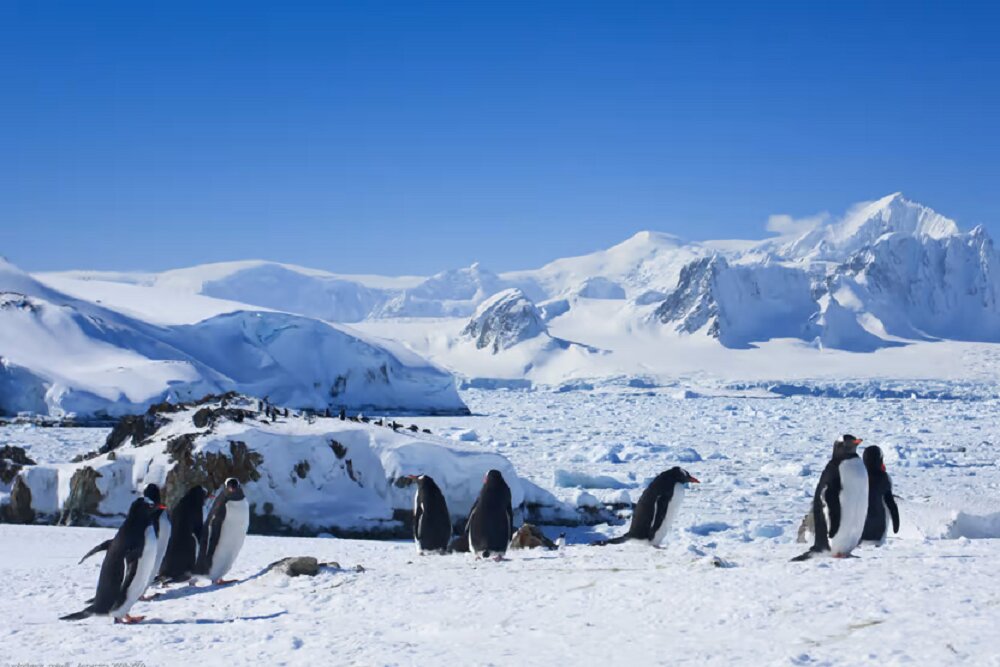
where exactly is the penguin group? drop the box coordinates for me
[58,425,901,623]
[62,478,250,624]
[794,435,901,561]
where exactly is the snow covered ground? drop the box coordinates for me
[3,388,999,664]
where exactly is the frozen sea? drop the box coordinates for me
[2,388,999,665]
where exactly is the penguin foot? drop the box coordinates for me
[213,578,238,586]
[116,615,145,624]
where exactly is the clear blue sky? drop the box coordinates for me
[2,1,998,275]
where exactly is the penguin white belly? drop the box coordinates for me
[113,525,158,618]
[829,458,868,555]
[150,513,171,584]
[414,493,423,553]
[208,499,249,580]
[651,485,685,547]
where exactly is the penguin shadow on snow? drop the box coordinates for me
[139,610,288,625]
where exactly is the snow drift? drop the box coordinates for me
[0,395,577,535]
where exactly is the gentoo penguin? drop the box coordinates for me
[196,478,249,585]
[595,467,700,546]
[861,445,900,545]
[62,497,162,624]
[793,435,869,561]
[157,485,208,583]
[466,469,514,560]
[77,484,170,572]
[412,475,452,554]
[143,484,172,585]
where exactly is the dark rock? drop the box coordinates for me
[329,440,347,459]
[0,476,35,524]
[0,445,35,484]
[163,437,263,508]
[192,406,252,429]
[60,467,103,525]
[102,413,163,455]
[265,556,320,577]
[293,460,310,479]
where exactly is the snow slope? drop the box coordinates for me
[1,260,465,417]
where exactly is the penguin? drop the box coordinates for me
[156,485,207,583]
[62,497,162,624]
[411,475,452,554]
[792,435,869,561]
[466,469,514,560]
[77,483,170,572]
[143,484,172,586]
[861,445,900,545]
[196,478,249,585]
[595,467,700,546]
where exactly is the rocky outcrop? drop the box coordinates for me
[0,394,583,537]
[462,289,548,353]
[0,476,35,524]
[0,445,35,485]
[60,467,103,526]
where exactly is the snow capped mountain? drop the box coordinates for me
[16,193,1000,391]
[0,259,466,418]
[650,194,1000,351]
[462,289,549,353]
[653,256,817,348]
[374,262,510,318]
[775,193,960,262]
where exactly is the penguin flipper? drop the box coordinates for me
[78,539,113,564]
[885,492,900,533]
[60,606,94,621]
[822,482,842,538]
[117,548,142,607]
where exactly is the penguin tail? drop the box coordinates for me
[78,540,112,564]
[60,606,94,621]
[592,535,629,547]
[790,549,816,562]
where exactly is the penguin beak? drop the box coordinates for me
[881,464,886,473]
[158,504,167,510]
[688,475,701,484]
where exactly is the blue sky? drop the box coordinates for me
[2,1,998,275]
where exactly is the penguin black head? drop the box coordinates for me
[188,485,208,505]
[483,469,506,488]
[143,483,162,506]
[664,466,700,486]
[129,496,159,524]
[833,434,863,458]
[863,445,886,473]
[223,477,245,501]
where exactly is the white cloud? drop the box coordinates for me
[765,212,830,237]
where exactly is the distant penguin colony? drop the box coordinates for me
[596,467,700,546]
[196,478,250,585]
[793,435,870,561]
